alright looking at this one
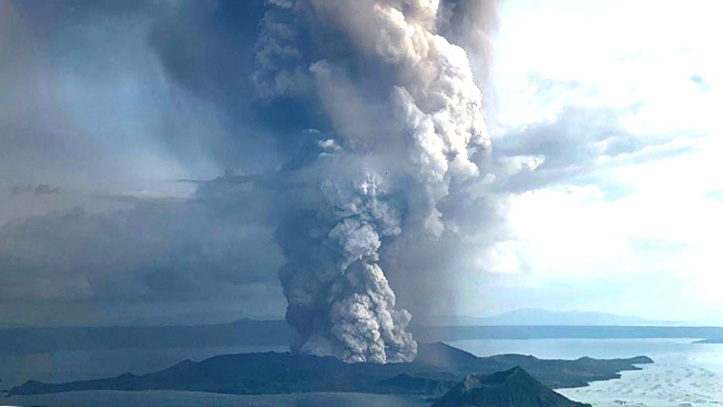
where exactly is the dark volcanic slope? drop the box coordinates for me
[8,342,652,397]
[432,367,590,407]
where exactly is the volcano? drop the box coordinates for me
[432,366,590,407]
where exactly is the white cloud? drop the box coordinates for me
[464,0,723,323]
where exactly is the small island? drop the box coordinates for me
[7,342,652,402]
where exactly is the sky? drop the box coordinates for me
[477,0,723,324]
[0,0,721,328]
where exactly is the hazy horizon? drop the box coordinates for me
[0,307,703,328]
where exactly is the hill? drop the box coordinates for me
[432,367,589,407]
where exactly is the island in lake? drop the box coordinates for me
[7,342,651,406]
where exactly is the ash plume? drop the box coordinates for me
[264,0,496,363]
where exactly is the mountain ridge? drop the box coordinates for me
[431,308,682,326]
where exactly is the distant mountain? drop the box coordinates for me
[435,308,680,326]
[432,367,590,407]
[8,342,652,397]
[413,325,723,343]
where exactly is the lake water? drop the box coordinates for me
[449,338,723,407]
[4,390,431,407]
[3,338,723,407]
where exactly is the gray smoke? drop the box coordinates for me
[266,0,495,363]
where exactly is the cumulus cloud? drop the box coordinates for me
[486,101,700,200]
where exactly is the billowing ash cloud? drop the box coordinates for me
[0,0,501,354]
[2,0,708,337]
[266,0,493,363]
